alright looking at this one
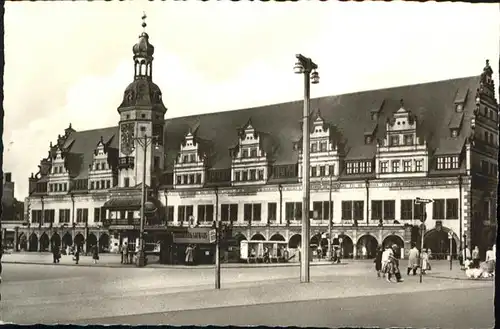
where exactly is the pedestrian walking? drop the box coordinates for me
[390,244,404,282]
[374,246,383,277]
[52,244,61,264]
[119,243,123,264]
[92,244,99,264]
[421,249,430,274]
[185,245,194,265]
[73,245,80,265]
[382,246,394,282]
[317,246,322,261]
[122,242,129,264]
[472,246,480,268]
[407,243,420,276]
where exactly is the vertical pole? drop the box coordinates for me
[449,235,453,271]
[215,188,220,289]
[419,205,425,283]
[301,70,311,283]
[138,135,147,267]
[328,175,332,260]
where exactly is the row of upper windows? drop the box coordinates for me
[311,165,335,177]
[389,134,415,147]
[163,198,459,223]
[346,162,372,175]
[176,173,203,185]
[380,159,424,173]
[311,141,329,153]
[235,169,265,182]
[49,183,68,192]
[436,156,460,170]
[91,161,109,171]
[90,180,112,190]
[180,153,198,164]
[240,148,260,159]
[52,166,65,174]
[480,160,498,177]
[482,130,497,146]
[30,208,104,223]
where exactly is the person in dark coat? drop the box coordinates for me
[92,244,99,264]
[52,244,60,263]
[74,245,80,265]
[374,246,383,277]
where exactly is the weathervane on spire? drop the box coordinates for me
[141,12,147,31]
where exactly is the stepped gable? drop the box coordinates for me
[37,75,481,180]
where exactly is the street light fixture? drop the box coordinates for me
[133,126,160,267]
[294,53,319,283]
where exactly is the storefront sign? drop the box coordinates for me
[173,228,211,244]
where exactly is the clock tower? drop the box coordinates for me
[117,14,167,189]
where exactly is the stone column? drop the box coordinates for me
[1,228,6,246]
[83,226,89,254]
[14,227,19,251]
[38,234,42,252]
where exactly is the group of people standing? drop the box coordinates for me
[51,244,99,265]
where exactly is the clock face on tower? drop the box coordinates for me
[120,123,135,155]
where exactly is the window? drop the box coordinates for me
[31,210,42,224]
[243,203,261,222]
[391,160,400,173]
[320,142,327,152]
[189,154,195,163]
[446,199,458,219]
[250,148,257,157]
[484,131,489,143]
[166,206,174,222]
[371,201,382,220]
[341,201,353,220]
[235,171,240,182]
[365,162,373,173]
[346,162,353,174]
[177,205,193,224]
[404,134,414,146]
[258,170,264,180]
[242,171,248,181]
[285,202,302,221]
[433,199,445,219]
[154,156,160,169]
[311,143,318,153]
[250,169,256,180]
[451,157,459,169]
[380,161,388,173]
[176,175,182,185]
[313,201,333,220]
[319,166,326,176]
[444,157,451,169]
[221,204,238,222]
[451,129,458,138]
[415,160,423,172]
[437,157,444,170]
[456,104,463,112]
[268,203,277,222]
[328,165,335,176]
[414,202,423,220]
[353,201,364,220]
[59,209,70,223]
[124,177,130,187]
[242,149,248,158]
[401,200,413,220]
[120,211,126,219]
[196,173,202,184]
[403,160,412,172]
[311,166,317,177]
[353,162,359,174]
[197,204,214,222]
[76,208,88,223]
[90,182,95,190]
[94,208,101,222]
[96,163,100,171]
[43,209,55,223]
[481,160,489,174]
[438,156,459,170]
[100,208,106,222]
[189,174,195,184]
[383,200,395,220]
[183,155,188,163]
[390,135,399,146]
[106,180,111,189]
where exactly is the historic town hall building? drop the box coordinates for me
[18,24,498,263]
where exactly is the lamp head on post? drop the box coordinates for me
[294,59,305,74]
[311,69,320,84]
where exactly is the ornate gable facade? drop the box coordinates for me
[174,128,210,189]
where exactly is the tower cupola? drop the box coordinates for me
[133,13,154,80]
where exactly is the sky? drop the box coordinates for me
[3,1,499,200]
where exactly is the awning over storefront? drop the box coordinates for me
[103,197,163,211]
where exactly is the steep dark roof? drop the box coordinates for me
[37,75,481,180]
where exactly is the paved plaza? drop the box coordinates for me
[0,257,494,327]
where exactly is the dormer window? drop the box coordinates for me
[189,154,196,163]
[456,104,463,112]
[320,142,327,152]
[250,148,257,158]
[437,156,459,170]
[96,163,100,170]
[365,136,372,144]
[183,155,188,163]
[371,113,378,121]
[311,143,318,153]
[242,149,248,158]
[451,129,458,138]
[404,134,414,146]
[390,136,399,146]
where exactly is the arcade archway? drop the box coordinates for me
[28,233,38,252]
[74,233,84,249]
[87,233,97,251]
[357,234,379,259]
[18,233,27,251]
[269,233,285,241]
[234,233,247,243]
[425,229,458,260]
[39,233,50,252]
[99,233,110,252]
[382,234,404,249]
[339,234,353,259]
[62,232,72,249]
[250,233,265,241]
[289,234,301,249]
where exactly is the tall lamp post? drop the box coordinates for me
[294,54,319,283]
[133,126,159,267]
[327,172,333,260]
[214,187,220,289]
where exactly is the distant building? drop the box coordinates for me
[2,172,25,249]
[21,21,498,262]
